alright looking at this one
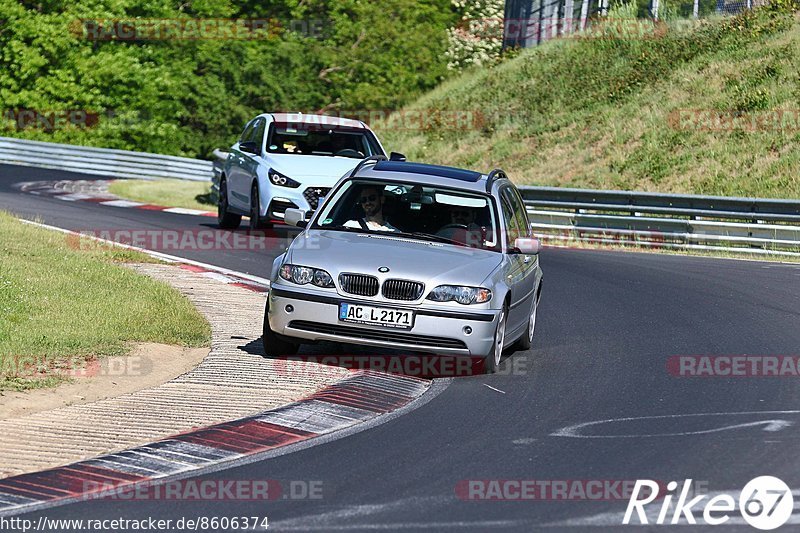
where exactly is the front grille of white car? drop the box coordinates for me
[382,279,424,301]
[339,273,379,297]
[303,187,331,210]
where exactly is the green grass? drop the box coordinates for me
[0,212,211,391]
[108,179,214,212]
[378,3,800,199]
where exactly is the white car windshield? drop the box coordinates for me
[312,180,501,251]
[266,123,381,158]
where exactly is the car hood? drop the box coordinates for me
[267,154,360,185]
[288,229,503,287]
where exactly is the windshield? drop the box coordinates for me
[266,123,382,158]
[311,179,500,252]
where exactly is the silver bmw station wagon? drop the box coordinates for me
[263,157,543,373]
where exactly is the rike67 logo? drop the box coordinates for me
[624,476,794,530]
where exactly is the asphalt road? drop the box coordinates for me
[3,164,800,531]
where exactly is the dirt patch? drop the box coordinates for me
[0,343,208,420]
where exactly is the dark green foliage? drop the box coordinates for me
[0,0,456,157]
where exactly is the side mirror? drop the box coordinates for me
[389,152,407,161]
[239,141,260,155]
[284,208,308,228]
[513,237,540,255]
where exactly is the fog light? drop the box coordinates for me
[285,305,294,313]
[463,326,472,335]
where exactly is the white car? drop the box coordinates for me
[214,113,389,229]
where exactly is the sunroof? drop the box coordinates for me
[372,161,483,182]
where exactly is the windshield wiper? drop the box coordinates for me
[321,224,365,233]
[392,231,464,246]
[318,227,464,246]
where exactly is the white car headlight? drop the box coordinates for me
[268,169,301,188]
[279,264,335,287]
[426,285,492,305]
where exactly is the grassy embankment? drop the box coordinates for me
[108,179,214,212]
[0,212,210,391]
[378,3,800,199]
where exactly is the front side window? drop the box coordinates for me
[500,194,520,248]
[252,118,266,149]
[501,187,530,246]
[239,120,256,143]
[311,180,500,252]
[510,188,531,237]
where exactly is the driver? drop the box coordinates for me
[344,186,399,232]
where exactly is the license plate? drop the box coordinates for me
[339,303,414,329]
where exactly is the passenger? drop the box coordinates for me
[443,205,481,231]
[344,186,399,232]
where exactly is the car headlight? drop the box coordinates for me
[426,285,492,305]
[268,169,301,188]
[279,264,335,287]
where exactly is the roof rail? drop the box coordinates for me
[486,169,507,193]
[349,155,388,178]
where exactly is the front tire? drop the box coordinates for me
[483,306,508,374]
[514,295,539,351]
[250,183,273,230]
[217,179,242,230]
[262,304,299,357]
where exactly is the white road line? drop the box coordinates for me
[99,199,146,208]
[483,384,506,394]
[162,207,212,216]
[551,410,800,438]
[256,400,375,434]
[55,193,94,201]
[202,272,235,284]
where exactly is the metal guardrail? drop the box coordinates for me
[3,138,796,256]
[519,186,800,256]
[209,149,799,256]
[0,136,212,181]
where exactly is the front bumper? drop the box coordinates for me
[268,286,499,356]
[259,181,329,220]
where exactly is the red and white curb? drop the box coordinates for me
[177,264,269,294]
[0,371,429,515]
[15,180,217,218]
